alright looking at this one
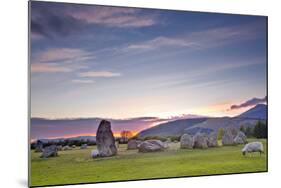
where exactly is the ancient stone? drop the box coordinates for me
[40,145,58,158]
[193,133,208,149]
[138,140,166,152]
[57,145,63,151]
[234,131,247,145]
[96,120,117,157]
[207,132,218,147]
[127,139,138,150]
[80,144,88,149]
[62,146,72,151]
[91,150,100,158]
[180,134,194,149]
[222,128,235,146]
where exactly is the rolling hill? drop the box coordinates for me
[238,104,267,119]
[137,104,267,138]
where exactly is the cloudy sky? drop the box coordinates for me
[30,1,267,121]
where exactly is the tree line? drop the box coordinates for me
[218,121,267,140]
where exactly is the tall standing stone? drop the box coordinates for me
[193,133,208,149]
[96,120,117,157]
[180,134,194,149]
[234,131,247,144]
[207,132,218,147]
[222,128,235,146]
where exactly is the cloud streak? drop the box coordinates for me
[123,21,263,53]
[71,6,156,28]
[78,71,121,78]
[229,96,267,110]
[72,79,95,84]
[30,2,157,39]
[33,48,94,64]
[31,63,73,73]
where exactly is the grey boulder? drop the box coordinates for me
[207,132,218,147]
[222,128,235,146]
[91,150,100,158]
[193,133,208,149]
[80,144,88,149]
[234,131,247,145]
[138,140,166,153]
[180,134,194,149]
[40,145,58,158]
[127,139,141,150]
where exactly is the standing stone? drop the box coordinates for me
[127,139,138,150]
[35,140,44,152]
[180,134,194,149]
[166,138,172,143]
[222,128,235,146]
[62,145,72,150]
[193,133,208,149]
[80,144,88,149]
[96,120,117,157]
[57,145,63,151]
[138,140,166,153]
[40,145,58,158]
[207,132,218,147]
[234,131,247,144]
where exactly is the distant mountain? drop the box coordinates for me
[237,104,267,120]
[137,104,267,137]
[137,118,207,138]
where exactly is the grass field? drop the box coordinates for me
[30,139,267,187]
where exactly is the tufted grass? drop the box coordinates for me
[30,139,267,187]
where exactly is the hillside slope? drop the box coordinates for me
[138,118,207,138]
[138,104,267,137]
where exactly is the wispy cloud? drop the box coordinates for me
[71,6,156,28]
[153,58,264,90]
[229,96,267,110]
[72,79,95,84]
[126,36,198,51]
[31,48,93,73]
[31,2,157,39]
[123,22,263,52]
[33,48,94,64]
[31,63,73,73]
[78,71,121,78]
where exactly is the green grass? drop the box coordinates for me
[30,139,267,187]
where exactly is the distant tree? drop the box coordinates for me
[240,125,246,134]
[253,121,268,138]
[245,126,253,137]
[218,128,225,140]
[120,130,133,143]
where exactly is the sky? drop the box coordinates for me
[30,1,267,131]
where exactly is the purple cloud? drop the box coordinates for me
[30,2,157,39]
[230,96,267,110]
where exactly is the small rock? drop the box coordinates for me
[40,145,58,158]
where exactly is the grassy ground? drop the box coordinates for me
[30,139,267,187]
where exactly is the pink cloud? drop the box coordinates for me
[31,63,72,73]
[33,48,94,63]
[70,6,156,28]
[78,71,121,78]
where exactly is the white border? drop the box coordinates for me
[1,0,281,188]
